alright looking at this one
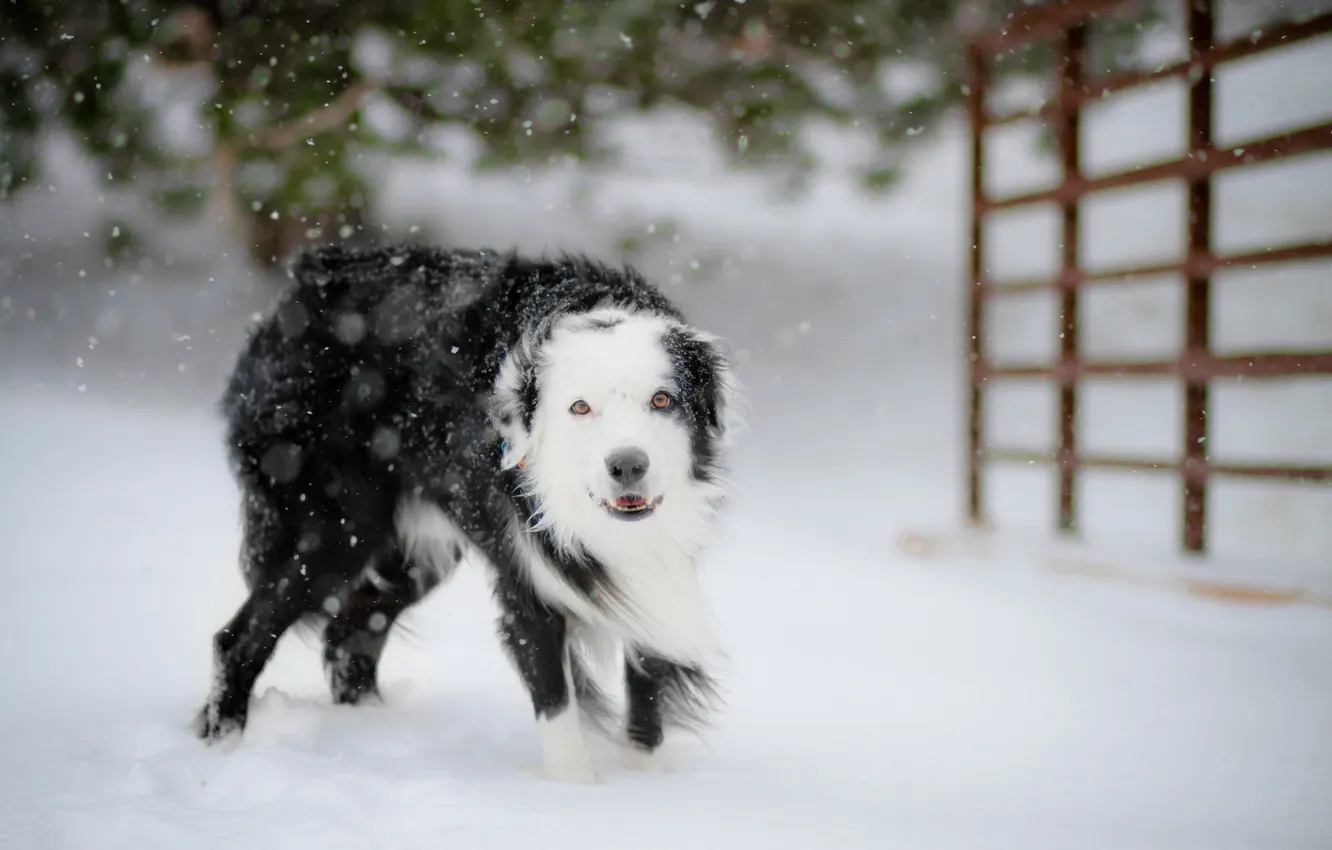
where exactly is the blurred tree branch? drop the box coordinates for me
[0,0,1168,268]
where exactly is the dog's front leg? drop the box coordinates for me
[621,651,719,772]
[621,650,672,772]
[497,594,598,784]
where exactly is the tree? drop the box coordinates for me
[1,0,1156,267]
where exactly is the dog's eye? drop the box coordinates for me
[651,392,672,410]
[570,400,592,416]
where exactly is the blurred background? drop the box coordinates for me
[1,1,1331,847]
[2,0,1329,567]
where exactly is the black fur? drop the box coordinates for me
[197,243,727,761]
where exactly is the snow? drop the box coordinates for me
[2,10,1332,848]
[2,390,1331,849]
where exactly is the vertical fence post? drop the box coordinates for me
[1056,23,1086,534]
[1182,0,1214,552]
[967,45,988,526]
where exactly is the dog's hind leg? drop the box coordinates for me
[196,570,309,742]
[197,482,395,742]
[322,545,446,705]
[322,495,468,704]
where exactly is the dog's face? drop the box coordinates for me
[495,308,733,550]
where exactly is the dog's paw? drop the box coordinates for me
[618,743,672,773]
[193,701,245,746]
[535,710,599,784]
[521,757,600,785]
[330,683,384,707]
[537,739,599,785]
[539,759,599,785]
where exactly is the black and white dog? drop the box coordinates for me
[196,244,737,783]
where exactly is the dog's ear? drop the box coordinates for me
[490,321,549,469]
[665,325,739,444]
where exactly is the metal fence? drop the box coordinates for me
[965,0,1332,553]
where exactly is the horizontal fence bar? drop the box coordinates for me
[983,11,1332,126]
[971,0,1131,54]
[975,350,1332,382]
[981,449,1332,482]
[978,238,1332,295]
[979,120,1332,212]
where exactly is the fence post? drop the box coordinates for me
[1056,23,1086,534]
[1182,0,1215,553]
[967,45,988,527]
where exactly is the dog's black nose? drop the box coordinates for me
[606,447,650,486]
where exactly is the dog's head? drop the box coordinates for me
[493,306,736,552]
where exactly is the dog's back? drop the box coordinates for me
[221,244,501,457]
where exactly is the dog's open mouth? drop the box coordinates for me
[602,494,661,521]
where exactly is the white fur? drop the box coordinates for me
[537,651,598,784]
[510,518,603,627]
[495,308,728,666]
[566,619,622,680]
[394,496,467,590]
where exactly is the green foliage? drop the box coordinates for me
[152,183,209,214]
[0,0,1162,265]
[100,218,146,264]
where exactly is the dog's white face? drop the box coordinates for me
[495,308,731,554]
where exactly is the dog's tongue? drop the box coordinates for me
[614,495,646,507]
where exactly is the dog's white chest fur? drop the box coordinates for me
[511,518,720,664]
[396,497,720,665]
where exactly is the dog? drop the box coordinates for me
[196,243,737,783]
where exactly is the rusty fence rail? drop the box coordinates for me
[965,0,1332,553]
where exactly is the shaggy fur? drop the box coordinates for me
[196,243,736,783]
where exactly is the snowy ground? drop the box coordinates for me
[2,389,1331,850]
[2,7,1331,848]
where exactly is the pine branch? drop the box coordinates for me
[250,82,375,151]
